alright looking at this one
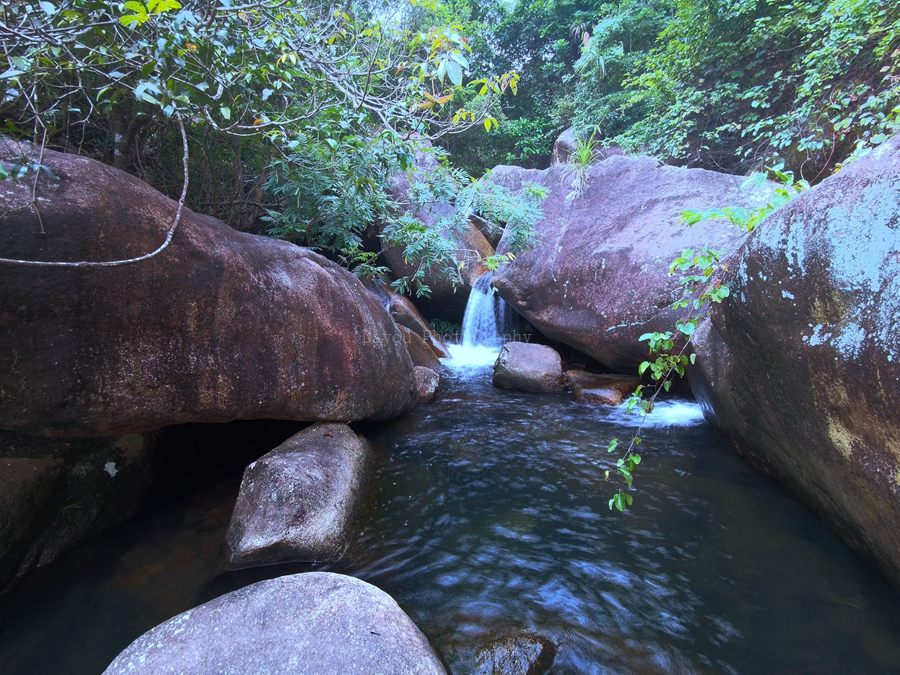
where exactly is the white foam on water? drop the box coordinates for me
[443,343,500,370]
[611,400,707,427]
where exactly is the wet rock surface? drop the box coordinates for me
[400,325,444,371]
[493,343,564,393]
[103,571,448,675]
[222,423,373,568]
[490,157,773,372]
[414,366,441,403]
[565,370,642,406]
[474,633,557,675]
[688,134,900,587]
[0,142,417,437]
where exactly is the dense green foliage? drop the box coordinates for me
[2,0,897,272]
[440,0,900,179]
[0,0,541,282]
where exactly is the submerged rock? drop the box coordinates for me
[0,432,156,593]
[490,158,773,372]
[688,134,900,587]
[565,370,642,406]
[0,142,417,437]
[474,633,557,675]
[103,572,448,675]
[222,424,373,568]
[414,366,440,403]
[493,343,564,393]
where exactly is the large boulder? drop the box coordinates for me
[382,141,495,320]
[688,135,900,587]
[550,127,578,166]
[222,423,374,568]
[493,343,564,393]
[0,431,156,593]
[0,142,418,437]
[490,158,773,373]
[104,572,448,675]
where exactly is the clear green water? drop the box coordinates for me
[1,366,900,674]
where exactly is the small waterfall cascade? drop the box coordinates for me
[446,272,507,368]
[461,272,501,348]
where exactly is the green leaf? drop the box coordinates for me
[0,162,8,180]
[446,60,463,87]
[607,438,619,453]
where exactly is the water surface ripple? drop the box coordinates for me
[1,367,900,674]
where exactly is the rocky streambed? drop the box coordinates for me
[3,366,900,674]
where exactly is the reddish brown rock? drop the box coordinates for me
[493,343,564,393]
[565,371,642,406]
[0,142,418,437]
[688,135,900,587]
[490,158,773,373]
[399,326,443,371]
[222,424,373,568]
[388,291,450,358]
[414,366,440,403]
[367,280,449,358]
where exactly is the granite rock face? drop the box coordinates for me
[490,158,773,372]
[688,134,900,587]
[222,423,374,568]
[104,572,448,675]
[399,326,443,371]
[0,142,418,437]
[365,280,450,358]
[493,343,564,393]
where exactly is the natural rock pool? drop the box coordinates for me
[2,362,900,674]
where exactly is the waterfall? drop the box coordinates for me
[461,272,501,348]
[446,272,507,368]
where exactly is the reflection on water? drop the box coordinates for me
[1,366,900,674]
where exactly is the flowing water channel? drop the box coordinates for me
[2,286,900,673]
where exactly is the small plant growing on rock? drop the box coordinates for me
[567,126,602,199]
[605,166,809,512]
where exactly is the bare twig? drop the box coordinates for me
[0,114,190,267]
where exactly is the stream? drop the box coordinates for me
[2,358,900,674]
